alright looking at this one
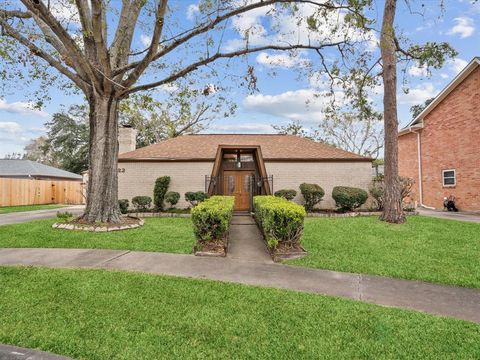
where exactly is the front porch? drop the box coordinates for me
[204,145,273,211]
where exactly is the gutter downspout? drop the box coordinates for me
[412,127,435,210]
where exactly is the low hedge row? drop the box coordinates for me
[253,196,306,250]
[191,196,235,241]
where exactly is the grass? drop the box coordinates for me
[1,267,479,360]
[0,204,65,214]
[289,216,480,288]
[0,218,195,253]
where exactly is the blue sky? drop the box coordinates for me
[0,0,479,157]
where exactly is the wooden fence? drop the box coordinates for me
[0,178,85,207]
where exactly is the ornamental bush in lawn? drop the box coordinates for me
[191,196,235,241]
[153,176,171,211]
[132,196,152,212]
[165,191,180,208]
[274,189,297,201]
[332,186,368,212]
[299,183,325,212]
[253,196,306,250]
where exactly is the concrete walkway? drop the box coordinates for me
[228,215,272,263]
[0,206,85,225]
[0,344,72,359]
[418,208,480,223]
[0,248,479,323]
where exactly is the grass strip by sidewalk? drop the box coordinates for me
[0,204,65,214]
[0,218,195,253]
[289,216,480,288]
[1,266,479,360]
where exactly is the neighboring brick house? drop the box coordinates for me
[398,57,480,212]
[117,130,373,210]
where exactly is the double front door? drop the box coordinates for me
[223,171,253,211]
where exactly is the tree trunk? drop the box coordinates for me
[81,94,123,223]
[379,0,405,224]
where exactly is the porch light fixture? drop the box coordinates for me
[236,150,242,168]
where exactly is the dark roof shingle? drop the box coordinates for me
[119,134,370,161]
[0,159,82,180]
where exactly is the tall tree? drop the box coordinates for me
[379,0,404,223]
[0,0,371,223]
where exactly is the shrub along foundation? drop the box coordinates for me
[191,196,235,257]
[253,196,307,262]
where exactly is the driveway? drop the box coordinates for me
[0,205,85,225]
[418,208,480,223]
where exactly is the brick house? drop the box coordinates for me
[398,57,480,212]
[117,130,373,210]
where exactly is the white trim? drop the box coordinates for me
[442,169,456,187]
[402,57,480,129]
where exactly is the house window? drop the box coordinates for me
[442,169,456,187]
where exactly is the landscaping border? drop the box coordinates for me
[52,216,144,232]
[129,212,191,218]
[306,211,419,218]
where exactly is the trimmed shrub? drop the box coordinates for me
[165,191,180,208]
[299,183,325,212]
[185,191,208,207]
[332,186,368,212]
[191,196,235,241]
[153,176,171,211]
[132,196,152,211]
[118,199,129,214]
[369,176,415,211]
[253,196,306,250]
[274,189,297,201]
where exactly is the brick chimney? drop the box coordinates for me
[118,125,137,154]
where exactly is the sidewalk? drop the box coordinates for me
[0,205,85,225]
[417,208,480,223]
[0,247,479,323]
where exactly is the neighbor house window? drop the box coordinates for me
[442,169,456,187]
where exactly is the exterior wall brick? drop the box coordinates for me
[398,132,419,205]
[118,161,213,209]
[265,161,373,209]
[118,160,373,210]
[398,66,480,211]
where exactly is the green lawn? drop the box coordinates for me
[1,267,479,359]
[289,216,480,288]
[0,218,195,253]
[0,204,65,214]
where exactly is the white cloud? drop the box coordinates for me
[448,58,468,74]
[140,34,152,47]
[448,17,475,38]
[440,73,449,79]
[408,64,429,77]
[224,2,376,53]
[243,89,343,122]
[399,83,437,105]
[50,0,80,25]
[256,52,310,68]
[187,4,200,20]
[210,123,274,133]
[0,99,49,118]
[0,121,22,134]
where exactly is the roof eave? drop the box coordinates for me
[404,57,480,128]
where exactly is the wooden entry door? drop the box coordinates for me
[223,171,253,211]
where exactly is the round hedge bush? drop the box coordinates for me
[274,189,297,201]
[332,186,368,211]
[299,183,325,212]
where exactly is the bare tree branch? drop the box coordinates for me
[122,0,168,88]
[0,17,88,92]
[122,43,344,96]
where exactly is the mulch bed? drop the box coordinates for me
[52,216,144,232]
[194,238,228,257]
[269,242,307,262]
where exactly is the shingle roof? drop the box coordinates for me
[0,160,82,180]
[118,134,371,161]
